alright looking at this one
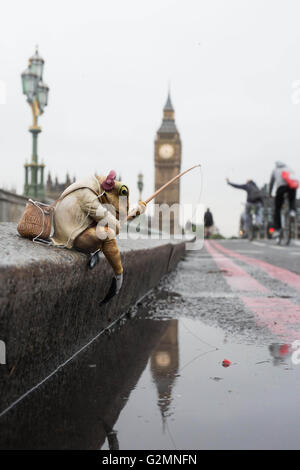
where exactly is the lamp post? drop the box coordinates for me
[21,47,49,199]
[137,172,144,201]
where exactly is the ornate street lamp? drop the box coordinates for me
[21,47,49,199]
[21,67,39,104]
[29,48,44,79]
[137,172,144,201]
[37,81,49,111]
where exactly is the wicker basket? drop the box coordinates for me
[17,199,53,241]
[17,185,99,242]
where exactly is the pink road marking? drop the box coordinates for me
[242,297,300,341]
[210,240,300,292]
[205,241,269,293]
[205,241,300,341]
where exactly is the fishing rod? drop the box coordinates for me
[125,164,201,223]
[100,163,201,303]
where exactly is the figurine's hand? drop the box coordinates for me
[226,178,229,184]
[131,201,147,218]
[138,201,147,214]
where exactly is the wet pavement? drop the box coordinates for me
[2,239,300,449]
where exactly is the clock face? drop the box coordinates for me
[159,144,174,159]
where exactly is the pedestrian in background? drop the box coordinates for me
[204,208,214,239]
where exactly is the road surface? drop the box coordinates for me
[202,239,300,342]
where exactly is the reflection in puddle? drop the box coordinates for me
[150,320,179,428]
[268,343,292,366]
[0,316,173,450]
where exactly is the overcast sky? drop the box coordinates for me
[1,0,300,236]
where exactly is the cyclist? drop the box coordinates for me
[226,178,264,235]
[269,161,298,238]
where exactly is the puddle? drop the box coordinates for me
[100,316,300,450]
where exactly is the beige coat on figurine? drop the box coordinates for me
[51,172,146,303]
[51,175,120,249]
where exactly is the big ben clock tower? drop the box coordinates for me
[154,92,182,233]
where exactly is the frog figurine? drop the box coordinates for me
[51,170,146,302]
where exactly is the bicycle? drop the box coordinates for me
[276,193,296,246]
[247,204,261,241]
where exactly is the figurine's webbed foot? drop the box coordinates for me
[100,273,123,305]
[88,251,100,269]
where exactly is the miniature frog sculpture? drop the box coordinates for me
[51,170,146,302]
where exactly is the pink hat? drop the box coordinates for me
[101,170,116,191]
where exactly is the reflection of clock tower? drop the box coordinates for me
[154,93,182,234]
[150,320,179,431]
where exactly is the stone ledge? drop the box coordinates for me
[0,223,185,412]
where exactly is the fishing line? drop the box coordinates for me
[0,318,122,419]
[191,164,203,223]
[2,168,204,424]
[179,348,217,373]
[0,288,154,420]
[184,164,203,240]
[165,418,178,450]
[180,318,219,351]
